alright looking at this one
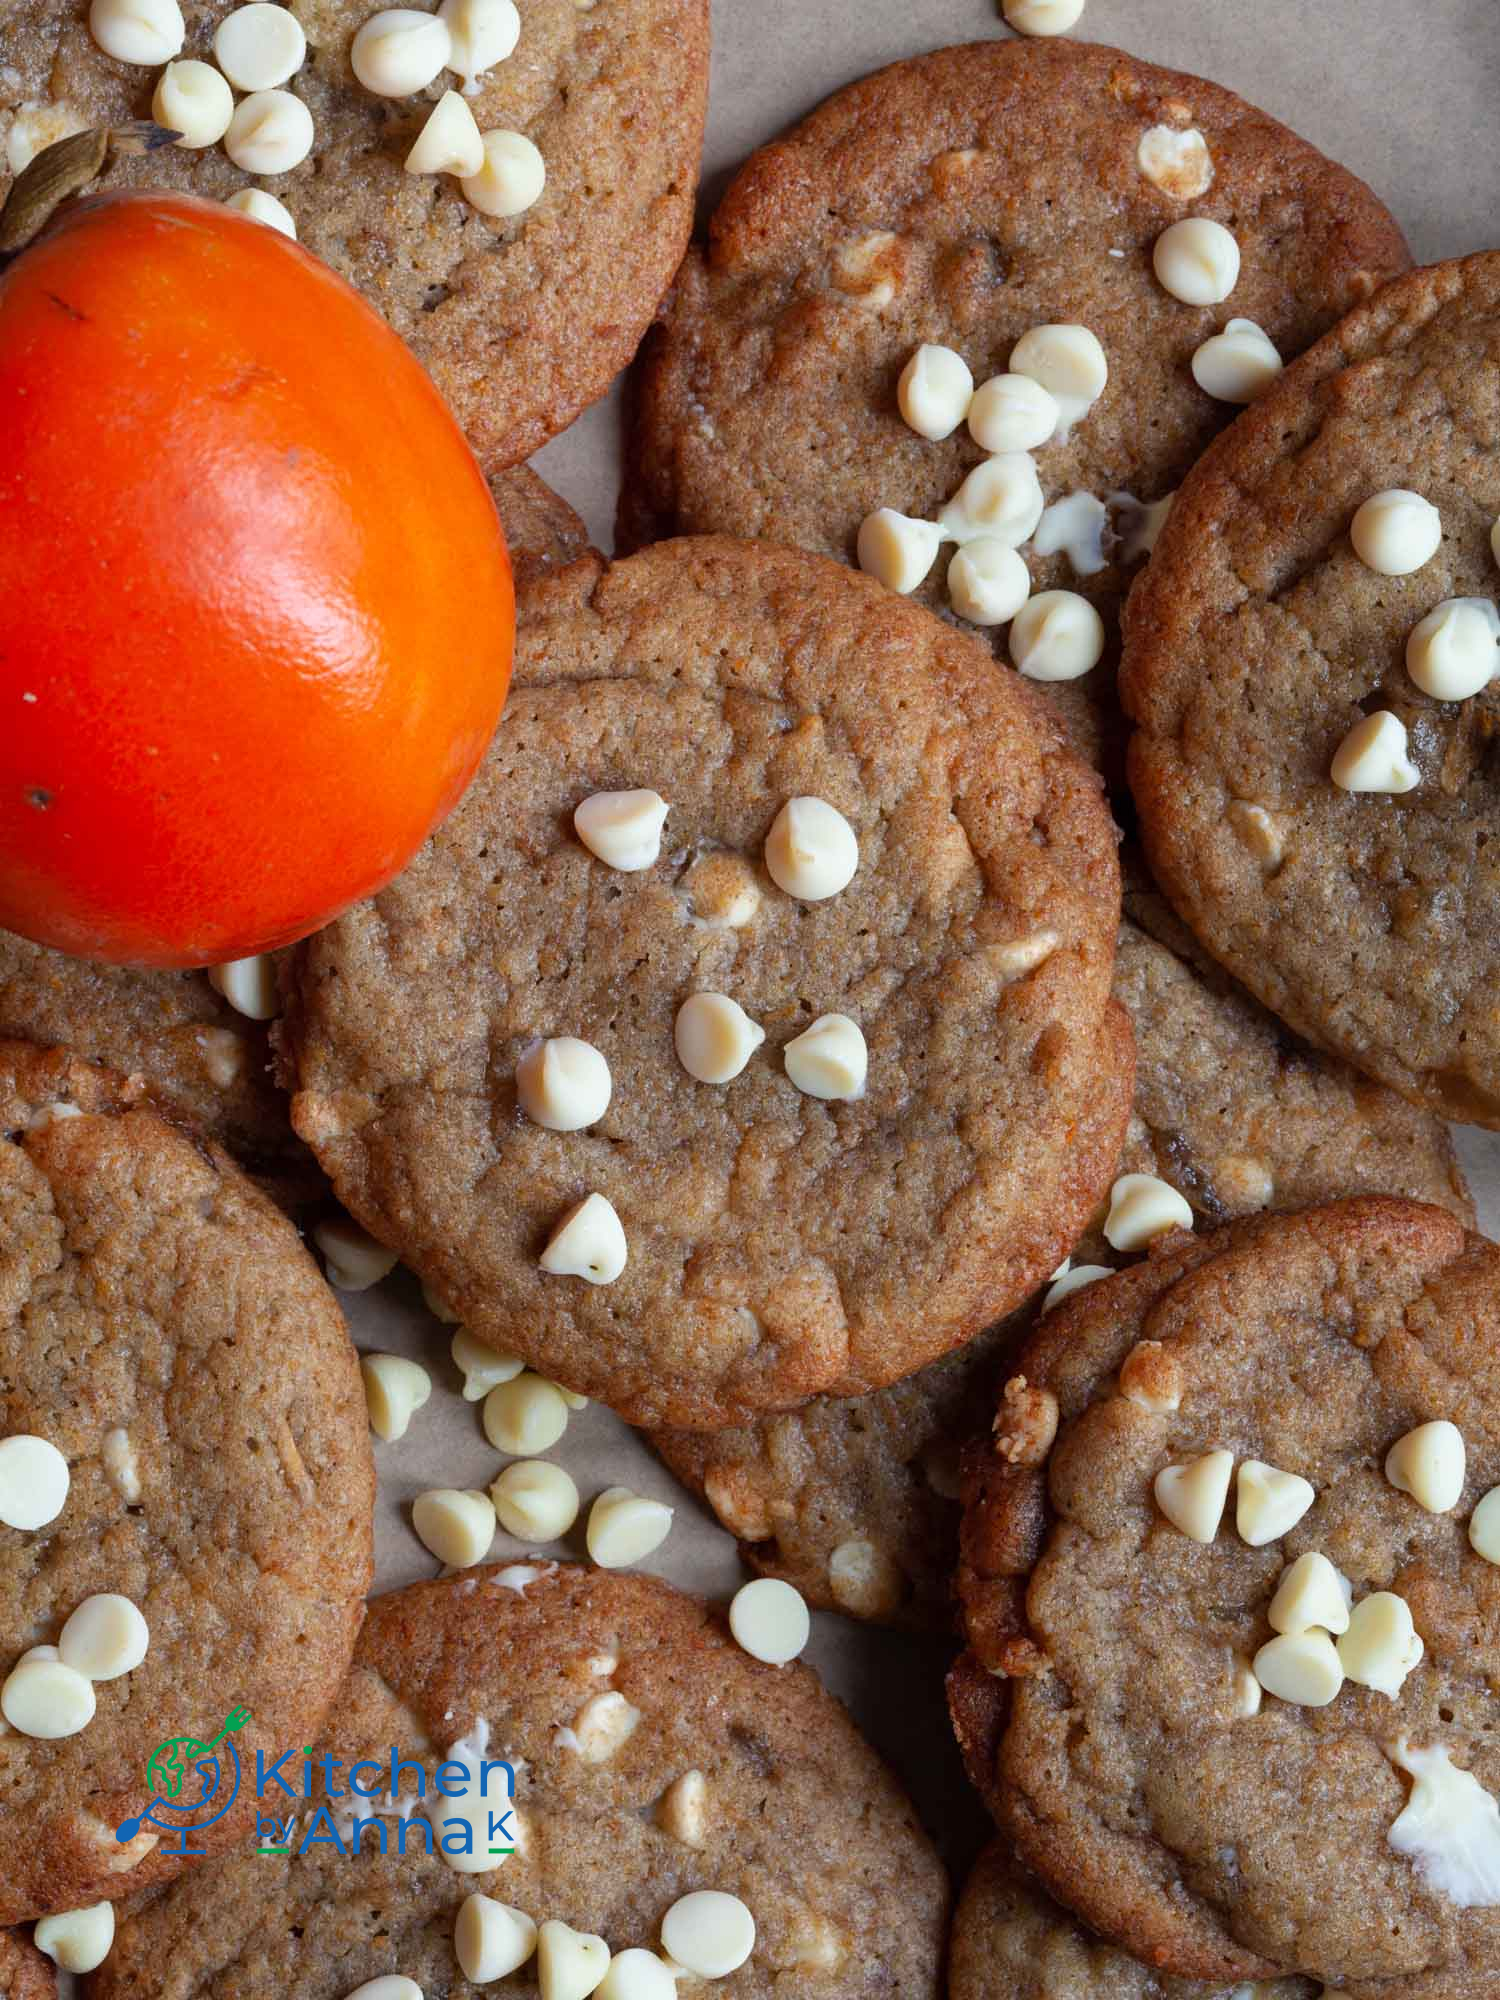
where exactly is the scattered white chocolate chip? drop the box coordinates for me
[675,992,765,1084]
[1191,319,1282,403]
[939,453,1045,549]
[729,1577,810,1665]
[207,953,277,1020]
[681,853,760,928]
[59,1593,150,1681]
[351,7,452,94]
[102,1428,141,1504]
[1009,324,1107,430]
[1253,1629,1344,1707]
[1042,1263,1112,1312]
[597,1949,677,2000]
[783,1013,867,1101]
[0,1433,69,1530]
[226,187,297,237]
[587,1486,673,1568]
[439,0,519,92]
[33,1903,115,1976]
[1351,489,1443,577]
[406,88,485,175]
[89,0,183,65]
[224,88,314,175]
[828,1537,904,1617]
[1118,1339,1182,1415]
[1104,1171,1193,1250]
[1386,1420,1466,1513]
[1232,1657,1262,1718]
[1153,217,1239,305]
[1137,124,1214,198]
[1235,1461,1315,1546]
[549,1381,589,1411]
[539,1194,628,1286]
[1269,1552,1351,1636]
[967,372,1058,454]
[1154,1449,1233,1543]
[856,508,943,593]
[988,931,1059,980]
[28,1101,81,1131]
[1002,0,1085,32]
[1471,1486,1500,1565]
[897,343,974,440]
[462,128,546,219]
[152,59,233,147]
[452,1327,524,1399]
[361,1353,433,1442]
[1338,1591,1424,1697]
[765,797,859,902]
[214,3,306,88]
[574,789,670,872]
[1116,488,1174,562]
[412,1488,496,1568]
[1032,492,1110,578]
[1405,596,1500,700]
[344,1981,423,2000]
[947,539,1031,625]
[658,1768,707,1847]
[314,1216,399,1291]
[516,1037,612,1131]
[571,1689,641,1762]
[455,1894,538,1981]
[1330,711,1420,794]
[832,230,900,311]
[537,1921,610,2000]
[6,104,89,176]
[1008,589,1106,682]
[1386,1737,1500,1907]
[0,1657,96,1738]
[491,1459,580,1541]
[1226,800,1284,869]
[661,1891,756,1978]
[484,1374,570,1457]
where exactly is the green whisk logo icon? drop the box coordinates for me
[116,1705,251,1857]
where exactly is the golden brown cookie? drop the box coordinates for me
[491,465,590,582]
[0,1930,54,2000]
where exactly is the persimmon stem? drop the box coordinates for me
[0,121,181,258]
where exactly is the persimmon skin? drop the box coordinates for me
[0,189,514,967]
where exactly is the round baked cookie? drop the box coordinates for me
[0,1930,55,2000]
[650,897,1470,1630]
[283,536,1131,1429]
[950,1842,1315,2000]
[0,0,708,468]
[89,1566,949,1998]
[622,37,1409,769]
[0,1041,373,1926]
[955,1197,1500,1995]
[1124,253,1500,1127]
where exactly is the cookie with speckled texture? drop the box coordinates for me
[0,1041,373,1926]
[955,1198,1500,1996]
[1124,252,1500,1126]
[88,1566,948,1999]
[283,535,1131,1430]
[0,0,707,468]
[622,38,1409,773]
[491,466,590,582]
[0,1930,54,2000]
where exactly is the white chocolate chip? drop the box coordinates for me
[194,1027,244,1083]
[1118,1339,1182,1414]
[152,59,233,147]
[596,1949,677,2000]
[207,953,278,1019]
[539,1194,627,1286]
[1116,488,1174,562]
[571,1689,641,1762]
[214,3,305,88]
[406,88,485,175]
[1386,1420,1466,1513]
[1226,801,1284,870]
[59,1593,150,1680]
[765,797,859,901]
[1253,1629,1343,1707]
[1008,589,1106,682]
[967,373,1058,454]
[1191,319,1282,403]
[660,1891,756,1978]
[1338,1591,1424,1696]
[102,1428,141,1504]
[948,539,1031,626]
[783,1013,867,1101]
[587,1486,673,1568]
[226,188,297,237]
[1386,1737,1500,1907]
[681,852,760,928]
[1330,711,1420,794]
[987,930,1059,980]
[1269,1552,1350,1636]
[1232,1657,1262,1717]
[1002,0,1085,32]
[351,7,451,94]
[315,1215,399,1291]
[455,1894,538,1981]
[897,343,974,440]
[1215,1151,1274,1208]
[361,1353,432,1442]
[1032,492,1110,579]
[1351,489,1443,577]
[462,128,546,219]
[1471,1486,1500,1565]
[548,1380,589,1411]
[344,1981,423,2000]
[939,453,1045,549]
[827,1536,904,1617]
[438,0,519,92]
[0,1657,96,1738]
[1137,124,1214,198]
[1406,596,1500,701]
[33,1903,115,1975]
[1009,324,1107,430]
[1103,1171,1193,1250]
[412,1488,496,1568]
[516,1037,612,1131]
[1235,1460,1315,1546]
[491,1459,579,1541]
[5,103,89,175]
[1153,218,1239,305]
[856,508,943,593]
[0,1433,69,1529]
[224,88,314,175]
[574,789,670,872]
[1042,1262,1112,1312]
[1154,1449,1232,1542]
[657,1768,707,1847]
[832,230,901,310]
[729,1577,810,1664]
[484,1374,570,1456]
[675,992,765,1084]
[89,0,183,64]
[537,1920,611,2000]
[452,1328,524,1399]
